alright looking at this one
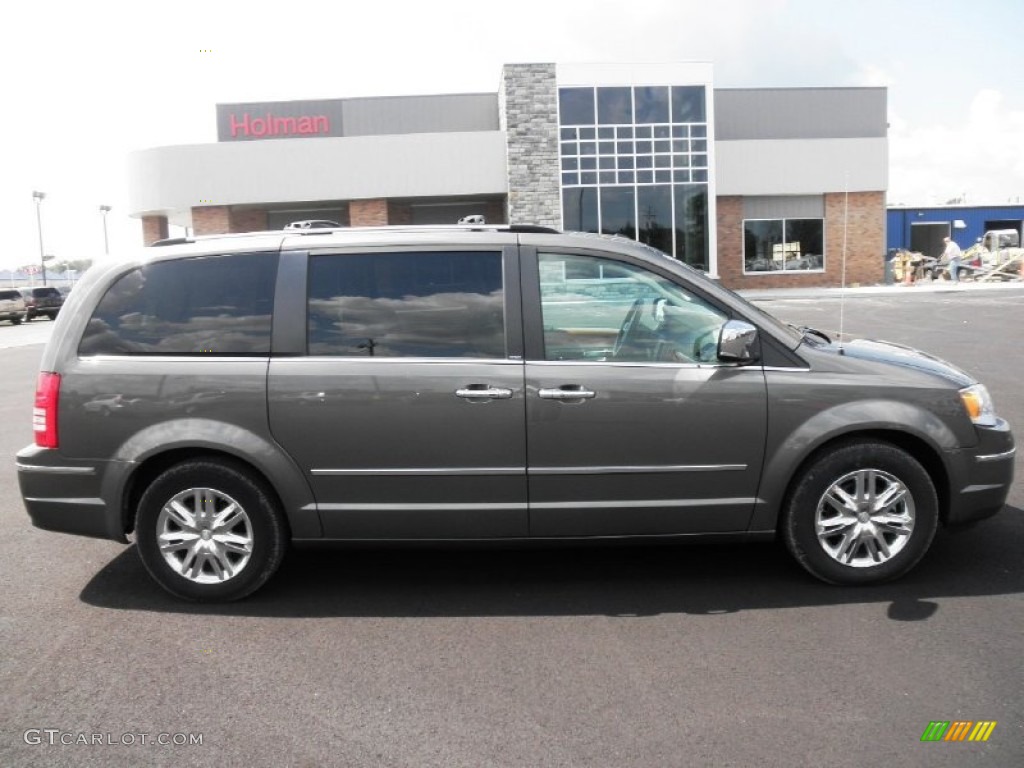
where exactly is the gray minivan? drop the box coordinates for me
[16,226,1015,600]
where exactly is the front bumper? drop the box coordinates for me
[16,444,128,542]
[945,418,1016,526]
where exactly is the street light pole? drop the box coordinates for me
[32,191,47,286]
[99,204,111,255]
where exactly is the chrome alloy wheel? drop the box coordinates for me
[815,469,915,568]
[156,487,254,584]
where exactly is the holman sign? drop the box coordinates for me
[216,100,345,141]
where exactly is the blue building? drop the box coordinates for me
[887,204,1024,258]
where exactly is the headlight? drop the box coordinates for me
[960,384,997,427]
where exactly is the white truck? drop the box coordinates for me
[969,229,1023,280]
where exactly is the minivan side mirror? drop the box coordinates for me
[718,319,759,363]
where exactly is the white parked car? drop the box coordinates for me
[0,289,26,325]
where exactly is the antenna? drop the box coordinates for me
[837,174,849,354]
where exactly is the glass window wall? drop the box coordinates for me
[558,84,711,271]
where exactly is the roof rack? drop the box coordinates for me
[150,223,560,247]
[278,224,561,235]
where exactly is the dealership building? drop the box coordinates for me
[127,63,888,289]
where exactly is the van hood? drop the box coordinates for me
[826,338,974,388]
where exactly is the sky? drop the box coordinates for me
[1,0,1022,271]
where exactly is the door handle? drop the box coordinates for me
[538,386,596,400]
[455,386,514,400]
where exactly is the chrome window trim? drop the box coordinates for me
[281,357,524,365]
[78,356,270,363]
[527,359,758,370]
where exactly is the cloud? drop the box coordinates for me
[889,88,1024,205]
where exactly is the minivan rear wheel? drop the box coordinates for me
[782,440,939,585]
[135,459,287,601]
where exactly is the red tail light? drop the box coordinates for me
[33,372,60,449]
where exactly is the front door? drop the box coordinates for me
[269,247,527,539]
[524,250,767,537]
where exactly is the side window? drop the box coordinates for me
[538,253,726,363]
[308,251,505,358]
[79,252,278,356]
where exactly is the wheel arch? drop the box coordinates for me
[773,429,951,532]
[117,443,320,540]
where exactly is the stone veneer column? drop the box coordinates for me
[142,215,169,245]
[500,63,561,228]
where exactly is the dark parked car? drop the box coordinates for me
[18,285,64,320]
[16,226,1015,601]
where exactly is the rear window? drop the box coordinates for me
[0,290,19,300]
[79,252,278,356]
[32,287,61,298]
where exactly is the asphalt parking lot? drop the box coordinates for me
[0,287,1021,767]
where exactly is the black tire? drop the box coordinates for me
[782,440,938,585]
[135,459,287,601]
[10,316,20,325]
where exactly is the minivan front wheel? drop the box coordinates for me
[135,459,287,601]
[782,441,939,585]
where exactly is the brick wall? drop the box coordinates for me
[142,215,169,245]
[350,199,389,226]
[191,206,230,236]
[190,206,271,236]
[230,208,268,233]
[716,191,885,290]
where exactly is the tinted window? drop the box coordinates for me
[671,86,706,122]
[308,251,505,358]
[0,290,19,300]
[743,219,824,273]
[32,287,61,298]
[597,87,633,124]
[562,187,598,233]
[559,88,595,126]
[79,253,277,356]
[539,253,726,363]
[634,86,669,124]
